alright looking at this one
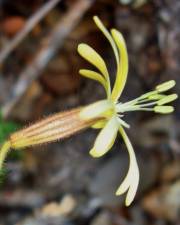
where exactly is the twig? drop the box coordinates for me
[0,0,62,64]
[2,0,94,118]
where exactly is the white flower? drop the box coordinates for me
[78,16,177,206]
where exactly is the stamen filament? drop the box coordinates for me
[123,107,154,112]
[138,102,157,108]
[117,117,130,128]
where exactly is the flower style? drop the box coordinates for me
[0,16,177,207]
[77,16,178,206]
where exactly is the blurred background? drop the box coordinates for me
[0,0,179,224]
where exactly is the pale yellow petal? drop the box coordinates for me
[78,44,109,80]
[93,16,119,65]
[91,120,107,129]
[125,168,139,206]
[79,69,108,94]
[115,173,131,196]
[78,43,111,98]
[79,100,113,120]
[90,116,119,157]
[116,126,139,206]
[111,29,129,102]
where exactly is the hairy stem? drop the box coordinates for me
[0,141,11,169]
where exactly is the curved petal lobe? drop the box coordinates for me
[90,116,119,157]
[79,100,113,120]
[93,16,119,65]
[116,126,139,206]
[78,44,109,81]
[79,69,108,95]
[111,29,129,102]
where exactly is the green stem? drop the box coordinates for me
[0,141,11,169]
